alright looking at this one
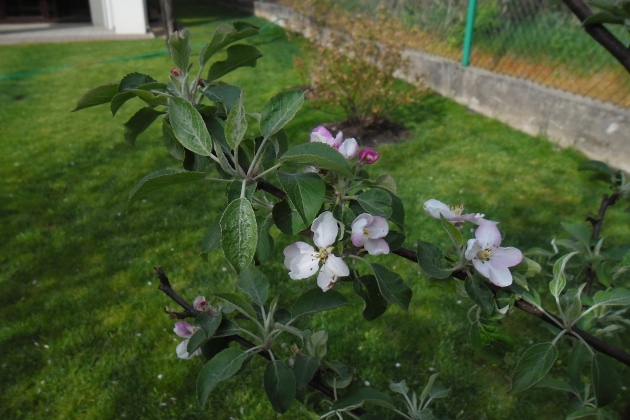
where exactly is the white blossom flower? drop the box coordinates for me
[173,321,201,359]
[310,126,343,148]
[351,213,390,255]
[283,212,349,292]
[465,221,522,287]
[193,295,210,312]
[338,137,359,159]
[423,199,485,224]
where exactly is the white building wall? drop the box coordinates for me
[89,0,148,34]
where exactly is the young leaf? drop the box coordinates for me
[207,44,262,82]
[549,251,579,299]
[510,342,558,393]
[224,92,247,149]
[470,318,514,360]
[353,275,388,321]
[118,72,157,92]
[204,84,242,114]
[465,276,495,314]
[73,82,119,111]
[561,221,591,249]
[197,347,248,408]
[168,28,191,72]
[127,168,206,209]
[293,354,320,389]
[277,172,325,227]
[123,107,164,145]
[416,240,452,279]
[255,215,275,263]
[220,198,257,273]
[213,292,257,320]
[356,189,393,218]
[264,360,296,414]
[200,21,259,67]
[260,89,305,138]
[280,142,353,177]
[169,97,214,156]
[389,380,409,396]
[162,118,185,161]
[592,287,630,307]
[369,263,412,311]
[579,160,615,183]
[195,313,223,338]
[330,388,395,411]
[291,288,349,320]
[440,214,464,247]
[237,267,269,307]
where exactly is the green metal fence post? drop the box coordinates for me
[462,0,478,67]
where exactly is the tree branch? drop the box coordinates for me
[561,0,630,73]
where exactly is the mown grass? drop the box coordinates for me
[1,2,629,419]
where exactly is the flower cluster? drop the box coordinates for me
[310,126,380,164]
[284,211,390,292]
[424,199,522,287]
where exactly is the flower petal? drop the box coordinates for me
[364,238,390,255]
[366,216,389,239]
[474,220,501,246]
[173,321,195,338]
[485,260,514,287]
[492,246,523,268]
[351,214,371,246]
[423,199,455,219]
[339,138,358,159]
[465,238,481,261]
[284,242,319,279]
[317,268,335,292]
[324,254,350,277]
[312,212,339,249]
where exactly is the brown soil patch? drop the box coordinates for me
[323,119,410,147]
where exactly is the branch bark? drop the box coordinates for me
[561,0,630,73]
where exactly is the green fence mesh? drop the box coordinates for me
[336,0,630,108]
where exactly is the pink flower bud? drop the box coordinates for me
[198,78,206,88]
[358,147,380,164]
[171,68,181,77]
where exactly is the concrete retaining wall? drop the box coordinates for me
[254,2,630,172]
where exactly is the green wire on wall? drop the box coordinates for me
[462,0,477,67]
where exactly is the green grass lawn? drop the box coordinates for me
[2,2,629,419]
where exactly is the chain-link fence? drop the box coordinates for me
[335,0,630,108]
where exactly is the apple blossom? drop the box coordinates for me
[310,126,343,148]
[193,295,210,312]
[423,199,485,224]
[283,211,350,292]
[465,221,522,287]
[173,321,202,359]
[351,213,390,255]
[338,137,359,159]
[358,147,380,164]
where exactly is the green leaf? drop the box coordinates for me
[264,360,296,414]
[534,378,576,394]
[195,312,223,338]
[255,216,275,263]
[389,380,409,395]
[225,92,247,149]
[200,21,259,67]
[417,240,452,279]
[583,11,626,26]
[110,91,135,116]
[592,352,619,407]
[73,82,119,111]
[213,319,242,338]
[162,118,185,161]
[579,160,616,182]
[561,221,591,249]
[353,275,388,321]
[237,267,269,307]
[565,406,600,420]
[197,347,248,408]
[220,198,257,273]
[369,263,412,311]
[440,214,464,247]
[168,28,191,71]
[118,72,157,92]
[292,288,349,320]
[293,354,320,389]
[204,84,242,114]
[465,276,495,314]
[510,342,558,393]
[207,44,262,82]
[200,219,222,261]
[549,251,579,299]
[355,189,393,218]
[127,168,206,209]
[470,318,514,360]
[592,287,630,306]
[280,142,353,177]
[331,388,395,411]
[186,329,207,355]
[213,292,257,320]
[272,199,307,235]
[169,97,214,156]
[123,107,163,145]
[362,173,398,195]
[259,89,305,138]
[277,172,325,226]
